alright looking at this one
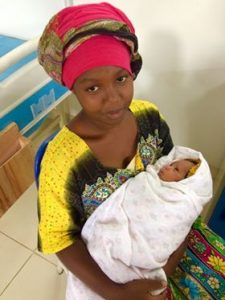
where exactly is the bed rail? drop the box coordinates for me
[0,36,39,73]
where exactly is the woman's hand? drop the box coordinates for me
[110,279,167,300]
[57,239,167,300]
[163,234,189,277]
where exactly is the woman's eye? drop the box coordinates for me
[117,75,127,83]
[87,86,99,92]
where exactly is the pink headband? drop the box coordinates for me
[62,35,132,89]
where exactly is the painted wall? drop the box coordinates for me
[1,0,225,175]
[0,0,63,39]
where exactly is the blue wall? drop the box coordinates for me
[208,188,225,239]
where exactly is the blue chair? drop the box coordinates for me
[34,131,58,188]
[34,130,65,274]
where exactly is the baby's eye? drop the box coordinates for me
[117,75,127,83]
[87,86,99,93]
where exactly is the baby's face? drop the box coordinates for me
[158,159,195,182]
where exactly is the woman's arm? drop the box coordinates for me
[57,238,167,300]
[163,235,189,277]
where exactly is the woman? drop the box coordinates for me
[37,2,225,299]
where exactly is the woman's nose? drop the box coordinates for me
[105,86,120,103]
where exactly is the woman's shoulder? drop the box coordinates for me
[130,99,160,113]
[42,126,88,169]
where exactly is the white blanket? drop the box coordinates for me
[66,146,213,299]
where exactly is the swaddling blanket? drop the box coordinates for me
[66,146,213,299]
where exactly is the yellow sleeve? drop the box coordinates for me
[37,128,84,254]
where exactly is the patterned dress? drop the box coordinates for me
[169,218,225,299]
[38,99,225,299]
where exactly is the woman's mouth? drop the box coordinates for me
[106,108,124,119]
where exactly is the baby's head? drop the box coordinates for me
[158,159,199,182]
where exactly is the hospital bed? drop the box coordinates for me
[0,34,71,137]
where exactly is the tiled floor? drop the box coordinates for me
[0,183,67,300]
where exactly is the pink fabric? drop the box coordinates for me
[57,2,135,38]
[62,35,132,89]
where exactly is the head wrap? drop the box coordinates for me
[38,2,142,89]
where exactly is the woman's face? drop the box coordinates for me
[72,66,134,127]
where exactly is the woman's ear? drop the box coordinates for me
[72,84,77,94]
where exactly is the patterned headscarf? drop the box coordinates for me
[38,2,142,89]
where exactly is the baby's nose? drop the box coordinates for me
[164,164,171,170]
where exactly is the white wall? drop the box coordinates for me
[1,0,225,174]
[0,0,64,39]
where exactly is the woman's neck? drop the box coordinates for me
[67,108,138,169]
[68,109,131,139]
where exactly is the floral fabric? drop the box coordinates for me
[168,217,225,299]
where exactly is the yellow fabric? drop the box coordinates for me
[126,156,136,170]
[38,127,90,253]
[187,159,201,177]
[38,99,171,253]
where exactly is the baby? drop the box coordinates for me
[158,158,199,182]
[68,146,213,299]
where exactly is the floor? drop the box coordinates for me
[0,183,67,300]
